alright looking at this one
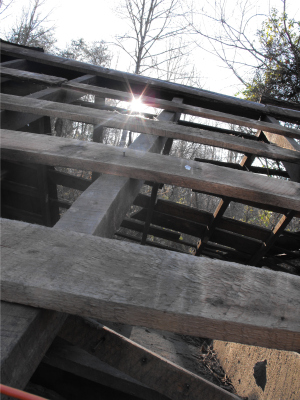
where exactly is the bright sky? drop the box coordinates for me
[1,0,299,96]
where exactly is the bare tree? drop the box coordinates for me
[187,0,299,101]
[115,0,187,75]
[5,0,56,51]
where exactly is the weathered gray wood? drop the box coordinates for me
[2,40,300,123]
[0,301,66,389]
[1,94,300,163]
[44,337,169,400]
[2,130,300,212]
[1,218,300,351]
[63,81,300,139]
[0,66,67,86]
[0,106,176,391]
[263,115,300,182]
[58,316,239,400]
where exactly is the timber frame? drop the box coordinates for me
[1,40,300,399]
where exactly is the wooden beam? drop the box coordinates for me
[59,316,239,400]
[2,130,300,212]
[194,158,289,177]
[1,94,300,163]
[1,218,300,351]
[63,81,300,139]
[131,209,261,254]
[0,301,65,390]
[47,169,91,191]
[0,66,67,86]
[2,41,300,123]
[249,211,296,266]
[44,337,169,400]
[262,115,300,182]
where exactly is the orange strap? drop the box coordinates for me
[0,384,48,400]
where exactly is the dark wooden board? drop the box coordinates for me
[0,66,67,86]
[44,337,169,400]
[2,41,300,122]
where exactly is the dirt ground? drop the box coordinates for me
[213,340,300,400]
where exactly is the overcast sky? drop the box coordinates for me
[1,0,299,96]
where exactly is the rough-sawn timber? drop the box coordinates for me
[1,94,300,162]
[1,218,300,352]
[1,130,300,212]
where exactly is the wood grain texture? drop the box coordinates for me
[1,218,300,352]
[1,94,300,162]
[63,81,299,138]
[0,66,67,86]
[59,316,239,400]
[0,301,65,388]
[2,40,300,123]
[2,129,300,212]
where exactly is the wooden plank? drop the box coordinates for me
[0,75,95,131]
[1,218,300,351]
[249,211,296,266]
[63,81,300,139]
[44,337,169,400]
[2,94,300,163]
[196,198,231,256]
[0,301,65,390]
[263,115,300,182]
[116,231,190,254]
[2,130,300,212]
[2,40,299,122]
[59,316,239,400]
[47,169,91,191]
[131,209,261,254]
[194,158,289,177]
[0,66,67,86]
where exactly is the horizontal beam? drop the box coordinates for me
[63,81,299,139]
[47,169,91,191]
[0,66,67,86]
[1,94,300,164]
[1,218,300,351]
[2,41,300,122]
[194,158,289,178]
[2,130,300,212]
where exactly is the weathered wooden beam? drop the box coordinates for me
[1,218,300,351]
[47,169,91,191]
[2,41,300,122]
[44,337,169,400]
[196,198,231,256]
[262,115,300,182]
[63,81,300,139]
[131,209,261,254]
[59,316,239,400]
[2,94,300,163]
[2,130,300,212]
[194,158,289,177]
[0,301,66,391]
[0,66,67,86]
[249,211,296,266]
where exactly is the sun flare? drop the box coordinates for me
[130,96,144,113]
